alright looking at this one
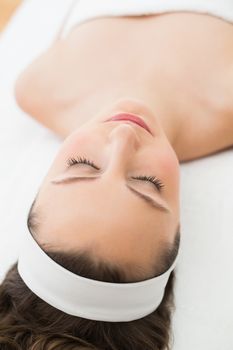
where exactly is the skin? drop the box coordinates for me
[15,13,233,275]
[33,99,180,274]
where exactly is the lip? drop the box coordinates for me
[105,113,152,135]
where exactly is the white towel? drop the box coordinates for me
[61,0,233,38]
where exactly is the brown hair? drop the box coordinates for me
[0,200,180,350]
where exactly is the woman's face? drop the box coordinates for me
[34,99,180,275]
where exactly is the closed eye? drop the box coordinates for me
[131,175,164,192]
[67,156,100,170]
[67,156,165,192]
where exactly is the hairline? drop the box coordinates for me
[27,196,180,279]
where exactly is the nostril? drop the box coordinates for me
[108,123,140,147]
[110,121,139,134]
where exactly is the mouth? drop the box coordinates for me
[105,113,152,135]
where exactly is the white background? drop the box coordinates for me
[0,1,232,349]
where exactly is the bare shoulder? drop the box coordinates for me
[14,41,65,131]
[176,70,233,162]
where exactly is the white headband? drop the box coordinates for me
[17,228,179,322]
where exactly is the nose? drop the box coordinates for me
[103,123,140,179]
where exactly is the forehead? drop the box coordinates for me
[34,181,175,267]
[37,175,173,230]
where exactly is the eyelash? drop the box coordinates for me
[131,175,164,192]
[67,156,164,192]
[67,156,100,169]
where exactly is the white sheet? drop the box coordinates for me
[0,1,232,349]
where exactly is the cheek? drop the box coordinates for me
[41,130,94,181]
[156,147,180,184]
[160,152,178,173]
[54,129,103,164]
[62,131,90,154]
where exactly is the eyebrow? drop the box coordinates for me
[51,176,170,213]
